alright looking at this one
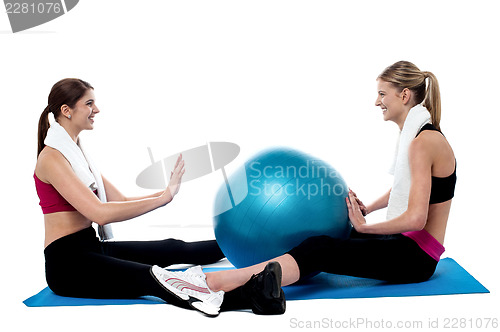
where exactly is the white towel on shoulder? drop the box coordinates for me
[44,121,113,240]
[386,104,431,220]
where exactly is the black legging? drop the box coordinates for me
[44,226,224,306]
[287,229,439,283]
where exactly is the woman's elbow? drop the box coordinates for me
[93,216,111,226]
[408,213,427,231]
[93,210,115,226]
[82,204,113,226]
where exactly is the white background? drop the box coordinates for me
[1,0,499,331]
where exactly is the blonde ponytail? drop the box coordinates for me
[422,71,441,131]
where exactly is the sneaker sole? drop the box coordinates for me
[150,266,220,317]
[189,299,220,317]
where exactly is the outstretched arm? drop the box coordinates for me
[347,138,431,234]
[348,187,391,216]
[105,154,185,202]
[365,188,391,214]
[41,150,185,225]
[102,175,164,202]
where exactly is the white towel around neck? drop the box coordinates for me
[386,103,431,220]
[44,121,113,240]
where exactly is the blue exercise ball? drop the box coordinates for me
[213,147,352,268]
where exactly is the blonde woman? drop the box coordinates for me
[155,61,456,316]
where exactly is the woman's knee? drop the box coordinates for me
[287,235,339,279]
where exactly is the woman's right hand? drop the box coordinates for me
[163,154,185,203]
[349,189,368,216]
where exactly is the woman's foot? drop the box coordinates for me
[244,261,286,315]
[150,265,224,317]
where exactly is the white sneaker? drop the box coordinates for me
[151,265,224,317]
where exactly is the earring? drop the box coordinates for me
[68,115,72,119]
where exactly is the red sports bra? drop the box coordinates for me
[34,172,97,214]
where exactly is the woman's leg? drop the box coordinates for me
[206,254,299,292]
[102,238,224,267]
[46,247,195,310]
[288,234,438,283]
[44,228,215,308]
[206,233,437,294]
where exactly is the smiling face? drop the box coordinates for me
[69,89,99,131]
[375,79,410,129]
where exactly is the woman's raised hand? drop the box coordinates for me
[163,154,185,203]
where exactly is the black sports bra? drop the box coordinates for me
[416,123,456,204]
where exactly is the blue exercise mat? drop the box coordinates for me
[23,258,488,307]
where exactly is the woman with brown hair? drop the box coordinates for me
[35,78,230,315]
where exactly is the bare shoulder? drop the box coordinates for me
[410,129,455,175]
[35,147,71,183]
[409,132,434,160]
[412,130,452,154]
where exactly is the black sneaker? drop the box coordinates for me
[245,261,286,315]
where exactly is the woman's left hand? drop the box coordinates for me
[165,154,185,201]
[346,189,367,232]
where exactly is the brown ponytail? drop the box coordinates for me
[37,78,94,157]
[378,61,442,130]
[37,106,51,157]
